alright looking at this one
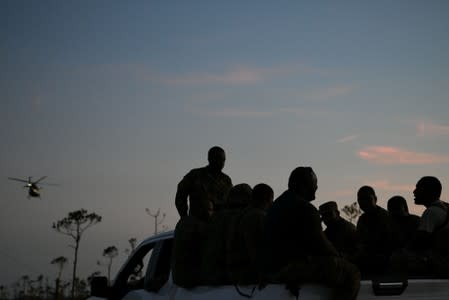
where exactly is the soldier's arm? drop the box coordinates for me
[175,173,192,217]
[309,207,338,256]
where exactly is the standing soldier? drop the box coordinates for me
[175,146,233,218]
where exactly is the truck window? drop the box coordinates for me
[111,241,156,300]
[145,238,174,292]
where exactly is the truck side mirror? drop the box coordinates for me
[91,276,109,297]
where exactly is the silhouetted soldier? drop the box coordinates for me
[319,201,360,263]
[227,183,274,285]
[387,195,420,249]
[263,167,360,300]
[175,146,232,218]
[201,183,252,285]
[172,195,212,288]
[405,176,449,276]
[356,186,395,275]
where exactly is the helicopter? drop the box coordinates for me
[8,176,57,198]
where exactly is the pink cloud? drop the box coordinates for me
[417,121,449,136]
[363,180,414,192]
[358,146,449,164]
[325,188,355,198]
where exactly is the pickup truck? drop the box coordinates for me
[88,230,449,300]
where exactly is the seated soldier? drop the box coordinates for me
[398,176,449,277]
[172,196,212,288]
[227,183,274,285]
[319,201,360,263]
[201,183,252,285]
[262,167,360,300]
[387,195,420,249]
[356,186,395,276]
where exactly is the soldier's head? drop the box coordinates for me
[414,176,442,207]
[208,146,226,173]
[387,195,409,217]
[227,183,252,209]
[357,185,377,213]
[319,201,340,226]
[288,167,317,202]
[251,183,274,210]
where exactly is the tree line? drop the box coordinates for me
[1,207,168,300]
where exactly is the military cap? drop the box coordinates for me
[319,201,338,213]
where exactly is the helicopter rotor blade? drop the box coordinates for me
[8,177,29,183]
[34,176,48,184]
[39,182,59,187]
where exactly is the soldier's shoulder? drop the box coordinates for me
[342,218,357,230]
[219,171,232,182]
[185,167,207,177]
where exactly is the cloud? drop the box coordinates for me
[159,65,292,86]
[278,107,333,117]
[310,85,355,100]
[358,146,449,165]
[158,62,330,86]
[417,121,449,136]
[363,180,414,193]
[324,188,355,198]
[193,108,273,118]
[337,135,358,143]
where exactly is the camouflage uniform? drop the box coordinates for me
[227,207,266,284]
[356,205,395,275]
[390,214,420,249]
[172,216,208,288]
[396,201,449,277]
[263,190,360,300]
[175,166,232,217]
[201,184,252,285]
[324,217,360,263]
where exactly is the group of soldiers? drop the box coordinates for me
[171,146,449,300]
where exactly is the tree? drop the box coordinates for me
[53,209,102,300]
[98,246,119,283]
[51,256,68,300]
[342,202,362,224]
[145,208,166,235]
[20,275,30,298]
[0,285,10,300]
[33,274,44,299]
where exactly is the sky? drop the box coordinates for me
[1,0,449,287]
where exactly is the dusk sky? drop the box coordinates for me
[1,0,449,287]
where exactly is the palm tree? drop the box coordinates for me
[53,209,102,299]
[51,256,68,300]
